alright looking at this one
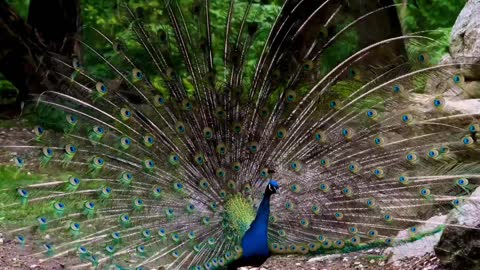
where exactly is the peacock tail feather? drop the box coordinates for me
[0,0,479,269]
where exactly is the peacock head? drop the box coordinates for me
[265,180,280,195]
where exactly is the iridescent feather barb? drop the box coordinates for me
[0,0,480,269]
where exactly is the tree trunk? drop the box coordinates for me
[0,0,81,118]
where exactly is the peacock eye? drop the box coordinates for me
[216,168,226,178]
[392,84,403,93]
[199,178,209,189]
[132,68,143,80]
[319,182,330,192]
[43,244,53,251]
[417,53,429,64]
[232,123,242,134]
[153,95,166,106]
[329,100,338,109]
[120,108,132,121]
[366,198,375,207]
[433,96,445,108]
[78,246,87,253]
[143,159,155,169]
[462,136,474,146]
[14,156,25,167]
[366,109,378,119]
[348,162,360,173]
[259,107,269,118]
[143,135,154,146]
[276,128,287,139]
[290,160,302,172]
[456,178,468,187]
[106,245,115,253]
[70,222,81,231]
[72,57,81,69]
[348,68,357,78]
[314,130,327,143]
[215,107,226,119]
[428,149,439,159]
[64,144,77,155]
[175,121,186,134]
[34,126,45,136]
[103,187,112,194]
[120,136,132,149]
[468,123,479,133]
[285,90,297,103]
[401,114,413,123]
[342,187,353,197]
[341,128,354,140]
[168,154,179,166]
[453,74,464,84]
[17,188,29,197]
[95,82,107,94]
[69,177,80,186]
[54,202,65,211]
[93,157,105,167]
[452,198,463,206]
[93,126,105,135]
[248,142,258,153]
[173,182,184,192]
[38,216,47,224]
[406,152,418,163]
[182,99,193,111]
[84,201,95,209]
[351,237,359,244]
[66,114,78,125]
[419,188,431,197]
[120,214,130,222]
[42,147,54,157]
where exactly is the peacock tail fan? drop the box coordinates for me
[0,0,479,269]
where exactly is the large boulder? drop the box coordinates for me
[434,187,480,269]
[442,0,480,98]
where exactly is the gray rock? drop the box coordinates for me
[384,215,447,264]
[435,187,480,269]
[307,254,341,263]
[442,0,480,98]
[449,0,480,62]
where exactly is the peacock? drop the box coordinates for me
[0,0,479,269]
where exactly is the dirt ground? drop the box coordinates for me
[0,237,443,270]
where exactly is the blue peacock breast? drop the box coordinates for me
[241,225,270,258]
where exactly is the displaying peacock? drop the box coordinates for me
[0,0,479,269]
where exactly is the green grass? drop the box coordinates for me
[0,166,46,226]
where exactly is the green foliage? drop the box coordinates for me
[5,0,30,19]
[80,0,282,86]
[397,0,467,32]
[0,77,18,106]
[396,0,467,64]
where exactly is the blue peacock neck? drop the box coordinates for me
[240,192,272,258]
[252,192,272,230]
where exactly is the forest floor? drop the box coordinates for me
[0,236,443,270]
